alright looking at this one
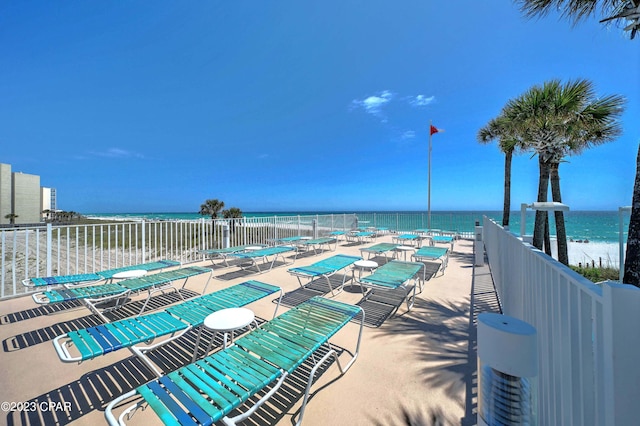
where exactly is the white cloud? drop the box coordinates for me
[351,90,393,121]
[401,130,416,140]
[409,94,435,107]
[85,148,144,159]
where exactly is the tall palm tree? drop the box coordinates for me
[515,0,640,39]
[199,199,225,220]
[517,0,636,277]
[624,146,640,285]
[478,116,524,228]
[504,79,624,265]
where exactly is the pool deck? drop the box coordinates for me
[0,234,499,425]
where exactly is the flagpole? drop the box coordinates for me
[428,120,432,229]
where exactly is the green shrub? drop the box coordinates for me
[570,265,619,283]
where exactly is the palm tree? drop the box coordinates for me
[517,1,636,277]
[4,213,18,225]
[504,79,624,265]
[478,116,524,228]
[222,207,243,219]
[222,207,243,234]
[624,146,640,285]
[199,199,225,220]
[515,0,640,39]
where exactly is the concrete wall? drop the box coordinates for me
[0,163,12,225]
[12,172,41,224]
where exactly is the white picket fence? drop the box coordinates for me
[0,214,357,298]
[482,217,640,426]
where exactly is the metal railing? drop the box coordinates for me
[0,214,358,299]
[0,212,481,299]
[482,216,640,426]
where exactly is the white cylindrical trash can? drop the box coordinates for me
[477,313,537,426]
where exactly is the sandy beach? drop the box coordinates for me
[552,240,622,268]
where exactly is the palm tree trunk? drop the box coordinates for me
[533,158,551,250]
[503,150,513,227]
[623,144,640,287]
[544,215,552,255]
[550,162,569,265]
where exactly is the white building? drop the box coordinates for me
[0,163,56,225]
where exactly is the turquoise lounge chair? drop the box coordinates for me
[346,230,375,244]
[359,242,399,260]
[53,280,282,377]
[228,245,298,273]
[105,296,364,426]
[199,244,268,267]
[299,236,338,254]
[392,233,422,247]
[329,230,346,241]
[412,246,449,277]
[356,260,423,314]
[22,259,181,288]
[288,254,362,295]
[431,235,455,250]
[32,266,212,320]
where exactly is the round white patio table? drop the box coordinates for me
[352,260,378,279]
[191,307,257,362]
[394,245,415,261]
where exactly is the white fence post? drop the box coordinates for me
[141,220,146,261]
[46,223,52,276]
[602,281,640,426]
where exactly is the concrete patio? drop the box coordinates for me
[0,234,499,425]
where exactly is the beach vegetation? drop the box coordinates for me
[515,0,640,40]
[4,213,18,225]
[571,265,620,283]
[222,207,243,218]
[199,199,225,219]
[43,210,83,223]
[490,79,624,266]
[478,115,527,228]
[514,0,639,285]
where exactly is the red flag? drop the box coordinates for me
[430,124,440,135]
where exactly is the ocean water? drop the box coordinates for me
[84,210,630,244]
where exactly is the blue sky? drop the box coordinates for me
[1,2,638,213]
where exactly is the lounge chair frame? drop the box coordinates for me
[288,254,362,296]
[22,259,181,288]
[199,244,267,268]
[32,266,212,321]
[53,280,283,377]
[359,242,399,260]
[105,296,364,426]
[346,231,376,244]
[392,233,422,247]
[412,246,449,277]
[227,245,298,274]
[299,236,338,254]
[355,260,423,315]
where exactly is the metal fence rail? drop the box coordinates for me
[0,214,358,298]
[482,216,640,426]
[1,212,480,299]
